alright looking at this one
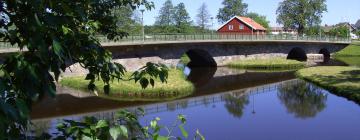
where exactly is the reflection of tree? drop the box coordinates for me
[277,80,327,119]
[224,90,249,118]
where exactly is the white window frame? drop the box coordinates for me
[228,25,234,30]
[239,25,244,30]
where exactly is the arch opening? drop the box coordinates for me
[319,48,331,62]
[184,49,217,67]
[287,47,307,61]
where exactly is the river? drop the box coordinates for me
[30,59,360,140]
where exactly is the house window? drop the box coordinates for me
[239,25,244,30]
[228,25,234,30]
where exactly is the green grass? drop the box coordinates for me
[180,54,190,65]
[335,56,360,67]
[297,66,360,104]
[227,58,306,70]
[335,42,360,57]
[60,69,194,101]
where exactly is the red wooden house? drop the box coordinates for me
[217,16,267,34]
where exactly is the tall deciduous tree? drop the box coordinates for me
[155,0,175,26]
[246,12,270,31]
[276,0,327,35]
[196,3,211,32]
[173,3,193,33]
[217,0,248,23]
[113,6,142,35]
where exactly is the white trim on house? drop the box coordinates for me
[217,16,258,31]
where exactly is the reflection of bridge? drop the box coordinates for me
[31,68,296,120]
[123,79,300,115]
[32,79,300,122]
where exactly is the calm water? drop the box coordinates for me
[31,60,360,140]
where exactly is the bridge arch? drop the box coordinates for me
[185,49,217,67]
[319,48,330,61]
[287,47,307,61]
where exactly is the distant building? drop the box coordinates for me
[217,16,266,34]
[270,27,297,35]
[323,22,357,33]
[355,19,360,29]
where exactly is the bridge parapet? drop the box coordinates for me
[99,34,351,46]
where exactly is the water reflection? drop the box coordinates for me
[224,90,249,118]
[277,80,327,119]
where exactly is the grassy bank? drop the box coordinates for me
[60,69,194,101]
[297,66,360,104]
[335,56,360,67]
[335,42,360,57]
[227,58,305,70]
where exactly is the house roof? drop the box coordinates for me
[270,27,296,31]
[355,19,360,29]
[217,16,267,31]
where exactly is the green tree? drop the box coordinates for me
[327,25,349,38]
[155,0,175,26]
[196,3,211,32]
[304,26,325,36]
[173,3,193,33]
[113,6,142,35]
[0,0,174,138]
[276,0,327,35]
[217,0,248,23]
[246,12,270,32]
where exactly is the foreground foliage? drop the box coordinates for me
[297,66,360,104]
[227,58,305,70]
[0,0,184,139]
[60,69,194,101]
[37,109,205,140]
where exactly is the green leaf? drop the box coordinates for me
[109,126,121,140]
[178,125,188,138]
[140,78,149,89]
[150,120,157,129]
[150,78,155,87]
[157,136,169,140]
[96,120,108,128]
[15,99,29,118]
[52,39,62,57]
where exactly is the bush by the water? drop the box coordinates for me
[60,69,194,101]
[227,58,305,70]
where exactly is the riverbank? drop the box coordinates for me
[227,58,305,70]
[60,69,194,101]
[335,42,360,57]
[297,66,360,104]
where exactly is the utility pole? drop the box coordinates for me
[140,9,145,43]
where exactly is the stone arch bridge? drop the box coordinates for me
[103,40,348,70]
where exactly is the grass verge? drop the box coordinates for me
[335,42,360,57]
[60,69,194,101]
[297,66,360,104]
[334,56,360,67]
[227,58,305,70]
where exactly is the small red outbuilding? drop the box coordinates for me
[217,16,267,34]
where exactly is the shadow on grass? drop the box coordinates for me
[299,70,360,105]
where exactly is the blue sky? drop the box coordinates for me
[140,0,360,29]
